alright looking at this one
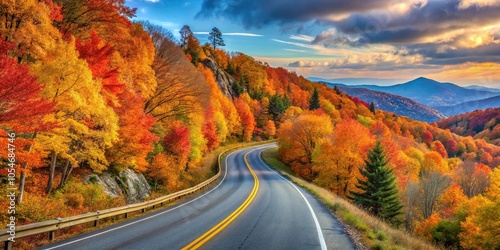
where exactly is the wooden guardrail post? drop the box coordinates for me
[4,240,12,250]
[94,212,99,227]
[49,230,55,241]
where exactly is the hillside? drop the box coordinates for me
[437,108,500,145]
[435,95,500,116]
[319,77,498,107]
[328,84,446,123]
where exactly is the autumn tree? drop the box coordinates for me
[0,0,62,62]
[312,119,374,197]
[179,25,193,48]
[278,112,333,180]
[163,121,191,169]
[55,0,136,38]
[142,22,208,122]
[0,40,55,203]
[33,38,119,193]
[420,170,452,218]
[350,141,403,224]
[263,120,276,139]
[0,41,54,129]
[454,161,491,198]
[208,27,225,50]
[147,153,182,191]
[421,130,434,146]
[234,98,255,141]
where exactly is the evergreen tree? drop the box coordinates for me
[269,94,291,121]
[333,86,341,95]
[309,88,320,110]
[208,27,225,50]
[350,141,403,224]
[369,101,376,114]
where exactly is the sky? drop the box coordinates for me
[125,0,500,87]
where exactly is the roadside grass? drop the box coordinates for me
[261,147,438,250]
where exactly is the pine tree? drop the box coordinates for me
[309,87,320,110]
[350,141,403,224]
[369,101,376,114]
[208,27,225,50]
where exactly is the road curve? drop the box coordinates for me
[39,144,354,250]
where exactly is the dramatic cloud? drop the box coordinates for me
[197,0,500,84]
[196,0,403,29]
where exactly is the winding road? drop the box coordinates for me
[39,144,354,250]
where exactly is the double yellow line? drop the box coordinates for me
[181,151,260,250]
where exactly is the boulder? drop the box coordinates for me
[202,57,236,99]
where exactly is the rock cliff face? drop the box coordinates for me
[202,57,236,99]
[85,168,151,204]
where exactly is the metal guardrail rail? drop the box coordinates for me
[1,142,271,250]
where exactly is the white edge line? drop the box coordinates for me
[256,147,328,250]
[43,144,275,250]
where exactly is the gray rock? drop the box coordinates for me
[84,168,151,204]
[119,169,151,204]
[202,57,237,99]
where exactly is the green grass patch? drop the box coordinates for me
[260,148,293,175]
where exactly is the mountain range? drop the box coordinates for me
[326,84,446,123]
[312,77,500,119]
[435,95,500,116]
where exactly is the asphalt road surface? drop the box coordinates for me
[40,144,354,250]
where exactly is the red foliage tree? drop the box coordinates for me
[75,31,123,95]
[202,105,219,151]
[421,130,434,146]
[446,139,459,156]
[234,97,256,141]
[0,40,54,131]
[163,121,191,160]
[432,141,448,159]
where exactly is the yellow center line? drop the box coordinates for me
[181,150,260,250]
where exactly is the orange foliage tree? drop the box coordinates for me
[312,119,374,197]
[234,97,256,141]
[277,112,333,180]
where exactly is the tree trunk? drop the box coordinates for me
[46,152,57,194]
[17,172,25,204]
[58,160,71,189]
[17,132,37,204]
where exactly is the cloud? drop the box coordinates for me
[196,0,402,29]
[193,32,263,37]
[459,0,500,9]
[290,35,314,42]
[196,0,500,78]
[145,0,160,2]
[284,49,307,53]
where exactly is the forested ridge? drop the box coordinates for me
[437,108,500,146]
[0,1,499,248]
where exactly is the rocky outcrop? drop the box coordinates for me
[202,57,236,98]
[85,168,151,204]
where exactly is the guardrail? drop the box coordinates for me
[1,141,272,250]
